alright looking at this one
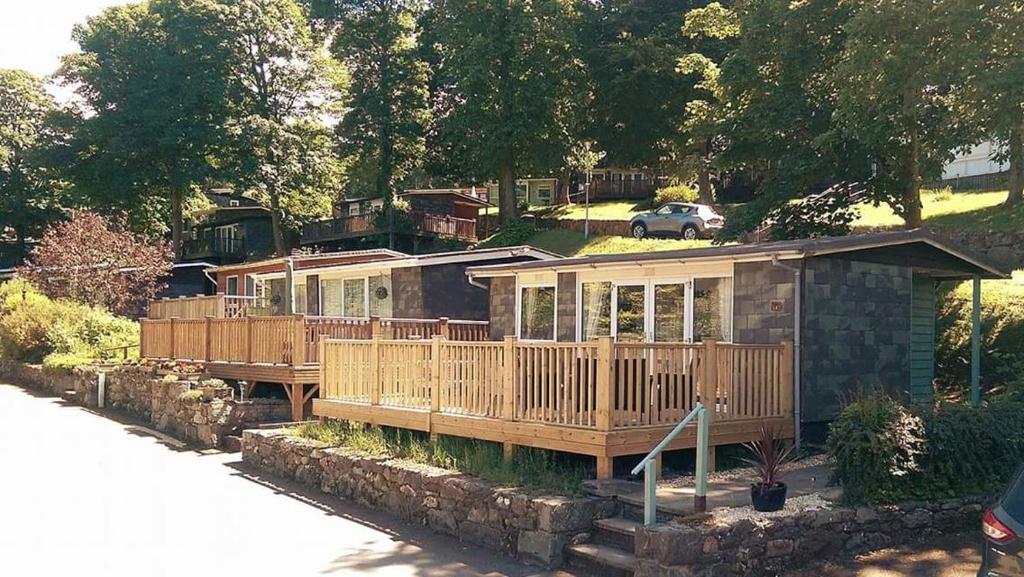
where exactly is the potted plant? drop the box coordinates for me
[742,424,795,512]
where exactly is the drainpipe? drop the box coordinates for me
[771,254,802,449]
[285,257,295,314]
[466,272,489,290]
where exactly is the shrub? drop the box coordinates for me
[936,273,1024,395]
[41,352,94,375]
[827,392,927,504]
[828,391,1024,504]
[653,184,698,206]
[475,219,537,249]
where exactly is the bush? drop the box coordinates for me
[41,352,95,375]
[653,184,698,206]
[936,273,1024,395]
[475,219,537,249]
[0,279,139,365]
[828,391,1024,504]
[827,392,927,504]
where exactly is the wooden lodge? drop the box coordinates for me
[140,231,1007,479]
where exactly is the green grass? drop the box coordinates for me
[852,189,1022,231]
[292,420,591,495]
[528,200,653,221]
[525,229,715,257]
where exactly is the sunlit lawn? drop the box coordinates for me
[525,229,715,257]
[852,189,1019,230]
[527,200,653,221]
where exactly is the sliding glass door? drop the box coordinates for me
[613,284,647,342]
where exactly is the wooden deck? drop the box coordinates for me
[139,315,490,421]
[314,337,794,478]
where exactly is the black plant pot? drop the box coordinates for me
[750,482,787,512]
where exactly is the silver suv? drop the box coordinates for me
[629,203,725,240]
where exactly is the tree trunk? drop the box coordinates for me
[697,140,714,205]
[268,189,288,257]
[904,126,924,229]
[378,128,395,249]
[498,145,518,223]
[1004,118,1024,207]
[170,189,184,259]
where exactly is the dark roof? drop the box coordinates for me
[466,229,1008,279]
[402,189,494,208]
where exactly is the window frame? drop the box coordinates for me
[515,281,558,342]
[225,275,239,296]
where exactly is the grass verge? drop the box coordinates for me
[524,229,715,257]
[292,420,592,496]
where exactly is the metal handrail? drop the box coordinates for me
[630,402,710,525]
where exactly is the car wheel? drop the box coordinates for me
[632,223,647,239]
[682,224,699,240]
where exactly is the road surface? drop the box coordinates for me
[0,383,559,577]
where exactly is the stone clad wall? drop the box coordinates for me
[733,261,796,344]
[635,496,988,577]
[0,362,290,448]
[489,277,517,340]
[242,429,617,568]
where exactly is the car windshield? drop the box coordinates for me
[1004,468,1024,522]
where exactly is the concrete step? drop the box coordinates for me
[618,492,690,523]
[565,543,635,577]
[592,517,639,551]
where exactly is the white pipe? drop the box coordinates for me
[771,254,802,449]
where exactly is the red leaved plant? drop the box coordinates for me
[741,424,795,490]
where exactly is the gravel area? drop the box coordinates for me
[710,493,833,526]
[660,453,830,488]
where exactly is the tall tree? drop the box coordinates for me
[423,0,588,222]
[833,0,974,228]
[0,69,66,246]
[326,0,430,247]
[60,0,230,255]
[212,0,345,255]
[674,2,740,204]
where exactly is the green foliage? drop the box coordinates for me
[936,274,1024,394]
[0,279,138,365]
[654,185,699,206]
[178,389,206,403]
[766,193,859,240]
[293,420,590,495]
[42,352,95,375]
[475,219,537,249]
[828,391,1024,504]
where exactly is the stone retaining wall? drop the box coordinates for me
[635,496,989,577]
[242,429,617,568]
[0,361,290,448]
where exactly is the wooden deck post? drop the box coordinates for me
[290,383,305,422]
[438,317,450,339]
[370,315,382,338]
[245,316,254,364]
[370,334,381,406]
[595,336,614,479]
[702,339,718,472]
[169,317,177,360]
[292,315,307,366]
[204,316,213,362]
[502,336,516,421]
[429,335,442,438]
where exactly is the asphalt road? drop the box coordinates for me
[0,383,561,577]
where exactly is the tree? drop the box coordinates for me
[832,0,974,228]
[423,0,589,222]
[579,0,698,172]
[59,0,231,256]
[18,211,173,316]
[674,2,740,204]
[329,0,430,215]
[212,0,345,255]
[0,69,66,246]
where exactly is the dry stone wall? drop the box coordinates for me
[242,429,617,568]
[0,362,289,448]
[634,496,989,577]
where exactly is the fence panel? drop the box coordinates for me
[439,341,505,418]
[612,343,704,428]
[304,317,372,362]
[140,319,172,358]
[378,340,433,409]
[248,317,295,364]
[513,342,599,428]
[448,321,490,342]
[717,344,787,421]
[208,318,249,362]
[320,339,374,402]
[171,319,208,361]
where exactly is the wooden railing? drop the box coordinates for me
[148,295,256,319]
[414,213,477,241]
[140,315,491,365]
[318,337,794,431]
[302,210,478,244]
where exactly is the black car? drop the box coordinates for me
[980,467,1024,576]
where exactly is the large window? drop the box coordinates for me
[580,282,611,340]
[226,276,239,296]
[519,285,555,341]
[321,279,344,316]
[295,282,307,315]
[343,278,366,317]
[694,277,732,341]
[653,283,687,342]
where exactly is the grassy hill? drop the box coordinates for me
[523,229,714,256]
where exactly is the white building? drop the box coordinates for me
[942,141,1008,181]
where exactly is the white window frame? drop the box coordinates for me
[575,272,734,343]
[318,275,371,319]
[515,280,558,342]
[225,275,239,296]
